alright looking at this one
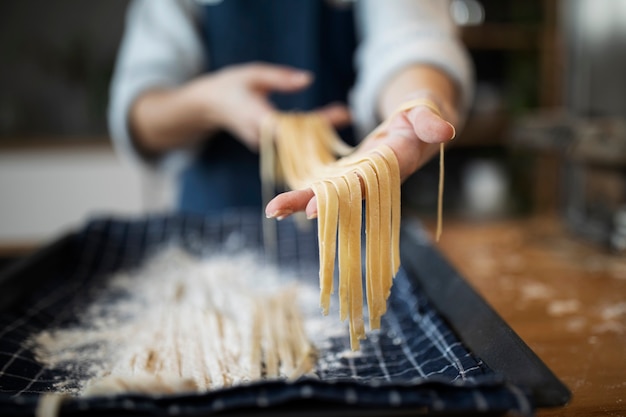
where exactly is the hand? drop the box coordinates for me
[184,63,351,151]
[264,102,456,219]
[129,62,351,156]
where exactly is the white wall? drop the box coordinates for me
[0,144,174,245]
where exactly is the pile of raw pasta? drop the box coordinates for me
[29,248,318,397]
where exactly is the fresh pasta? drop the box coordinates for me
[31,249,317,410]
[261,99,446,350]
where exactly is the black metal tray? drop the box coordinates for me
[0,211,569,416]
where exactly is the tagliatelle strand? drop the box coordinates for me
[346,171,365,347]
[353,161,380,330]
[374,145,402,275]
[437,142,445,241]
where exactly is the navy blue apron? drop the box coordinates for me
[178,0,357,213]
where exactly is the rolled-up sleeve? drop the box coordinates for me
[351,0,474,137]
[108,0,205,171]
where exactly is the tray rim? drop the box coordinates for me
[0,213,570,413]
[399,218,571,408]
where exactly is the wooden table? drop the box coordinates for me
[425,215,626,416]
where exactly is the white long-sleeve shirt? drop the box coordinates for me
[109,0,473,171]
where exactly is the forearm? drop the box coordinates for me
[129,63,315,157]
[378,65,458,124]
[129,85,216,156]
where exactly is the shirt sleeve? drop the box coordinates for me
[108,0,205,172]
[350,0,474,137]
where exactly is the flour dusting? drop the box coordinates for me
[28,246,341,396]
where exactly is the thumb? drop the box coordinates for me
[406,105,456,144]
[315,102,352,129]
[245,64,313,92]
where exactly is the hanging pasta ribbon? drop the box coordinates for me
[260,98,446,350]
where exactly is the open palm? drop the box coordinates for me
[265,104,456,220]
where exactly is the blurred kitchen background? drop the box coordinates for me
[1,0,625,256]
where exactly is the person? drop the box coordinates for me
[108,0,473,220]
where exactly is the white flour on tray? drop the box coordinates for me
[28,246,343,397]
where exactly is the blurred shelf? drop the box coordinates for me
[0,136,111,152]
[456,110,510,147]
[461,24,541,50]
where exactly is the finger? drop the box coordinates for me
[265,188,315,219]
[305,195,318,219]
[245,63,313,92]
[315,103,352,129]
[406,106,456,144]
[227,100,275,152]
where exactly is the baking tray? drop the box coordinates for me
[0,211,570,416]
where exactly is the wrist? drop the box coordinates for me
[377,65,459,126]
[178,77,221,132]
